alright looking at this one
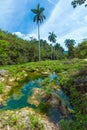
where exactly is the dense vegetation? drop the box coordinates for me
[60,62,87,130]
[0,29,65,65]
[0,30,87,66]
[0,59,87,130]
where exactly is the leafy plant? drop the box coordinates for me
[29,113,44,130]
[0,83,5,94]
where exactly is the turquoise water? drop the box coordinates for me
[0,73,73,122]
[0,79,42,110]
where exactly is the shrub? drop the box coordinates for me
[0,83,5,94]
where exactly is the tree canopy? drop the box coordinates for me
[0,30,64,65]
[31,4,46,24]
[48,32,57,44]
[64,39,76,58]
[71,0,87,8]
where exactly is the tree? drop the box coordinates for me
[31,4,46,61]
[75,40,87,58]
[64,39,76,58]
[48,32,57,60]
[71,0,87,8]
[0,40,9,65]
[54,43,64,60]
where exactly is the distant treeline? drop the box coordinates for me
[0,29,87,65]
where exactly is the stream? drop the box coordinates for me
[0,72,73,122]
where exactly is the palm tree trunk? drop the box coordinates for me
[51,44,53,60]
[51,43,53,60]
[38,21,40,61]
[54,43,55,60]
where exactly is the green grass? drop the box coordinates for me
[0,59,86,96]
[0,83,5,94]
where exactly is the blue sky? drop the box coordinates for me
[0,0,87,49]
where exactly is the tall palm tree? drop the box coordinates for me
[31,4,46,61]
[48,32,57,60]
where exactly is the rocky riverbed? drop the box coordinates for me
[0,107,62,130]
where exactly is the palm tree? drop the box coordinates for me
[31,4,46,61]
[48,32,57,60]
[64,39,76,58]
[64,39,75,48]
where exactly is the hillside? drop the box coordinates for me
[0,30,64,65]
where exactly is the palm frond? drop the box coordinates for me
[31,4,45,23]
[31,9,38,14]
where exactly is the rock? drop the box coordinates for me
[0,77,5,81]
[0,107,62,130]
[24,73,28,77]
[50,96,61,106]
[0,70,7,76]
[59,102,70,118]
[47,93,70,118]
[9,78,15,82]
[41,117,61,130]
[42,71,50,75]
[28,88,45,106]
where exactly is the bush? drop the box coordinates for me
[29,113,44,130]
[0,83,5,94]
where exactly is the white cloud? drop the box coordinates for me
[0,0,87,50]
[29,0,87,49]
[13,32,24,38]
[85,15,87,21]
[57,27,87,49]
[13,32,37,41]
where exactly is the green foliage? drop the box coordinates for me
[75,40,87,59]
[61,113,87,130]
[48,32,57,43]
[29,113,44,130]
[0,111,29,130]
[42,78,52,95]
[38,102,51,114]
[48,32,57,60]
[8,114,19,126]
[71,0,87,8]
[60,119,72,130]
[31,4,46,24]
[60,65,87,130]
[0,29,87,66]
[3,113,19,127]
[64,39,76,58]
[0,83,5,94]
[0,30,65,65]
[0,59,86,130]
[54,43,64,60]
[0,40,10,65]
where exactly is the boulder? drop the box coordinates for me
[0,69,7,76]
